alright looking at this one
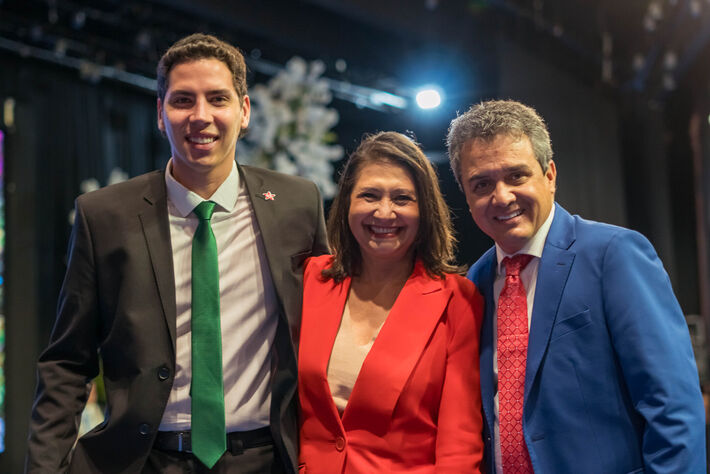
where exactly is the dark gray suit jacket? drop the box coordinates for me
[26,164,329,473]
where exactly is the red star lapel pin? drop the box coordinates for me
[262,191,276,201]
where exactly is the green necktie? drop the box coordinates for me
[191,201,226,468]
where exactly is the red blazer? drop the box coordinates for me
[298,255,484,473]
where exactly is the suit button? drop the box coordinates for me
[158,366,170,380]
[335,436,345,451]
[139,423,151,436]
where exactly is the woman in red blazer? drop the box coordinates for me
[298,132,484,473]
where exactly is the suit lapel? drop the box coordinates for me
[474,249,498,437]
[342,262,450,433]
[239,165,286,300]
[524,204,576,400]
[138,170,177,354]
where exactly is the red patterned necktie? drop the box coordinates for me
[498,254,534,473]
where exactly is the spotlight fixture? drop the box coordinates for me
[415,88,442,109]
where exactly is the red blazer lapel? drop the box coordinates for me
[342,261,451,433]
[300,266,351,435]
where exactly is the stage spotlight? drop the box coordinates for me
[415,88,441,109]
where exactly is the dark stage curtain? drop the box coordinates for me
[0,50,169,472]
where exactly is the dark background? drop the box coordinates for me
[1,1,710,471]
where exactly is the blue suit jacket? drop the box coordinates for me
[469,203,705,474]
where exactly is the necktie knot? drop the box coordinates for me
[194,201,216,221]
[503,254,534,278]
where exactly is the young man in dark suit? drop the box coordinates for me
[26,33,328,473]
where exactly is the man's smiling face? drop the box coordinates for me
[459,133,556,254]
[157,58,250,187]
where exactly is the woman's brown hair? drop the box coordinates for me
[323,131,459,282]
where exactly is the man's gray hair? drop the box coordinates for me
[446,100,553,188]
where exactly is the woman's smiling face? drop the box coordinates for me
[348,161,420,265]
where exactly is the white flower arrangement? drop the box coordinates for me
[238,56,343,198]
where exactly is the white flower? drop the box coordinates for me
[241,55,343,198]
[107,168,128,185]
[80,178,100,194]
[274,152,299,175]
[308,60,326,80]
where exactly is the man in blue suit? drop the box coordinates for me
[447,99,705,473]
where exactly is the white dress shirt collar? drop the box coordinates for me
[164,159,240,217]
[495,204,556,274]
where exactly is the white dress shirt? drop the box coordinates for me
[159,160,279,432]
[492,206,555,473]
